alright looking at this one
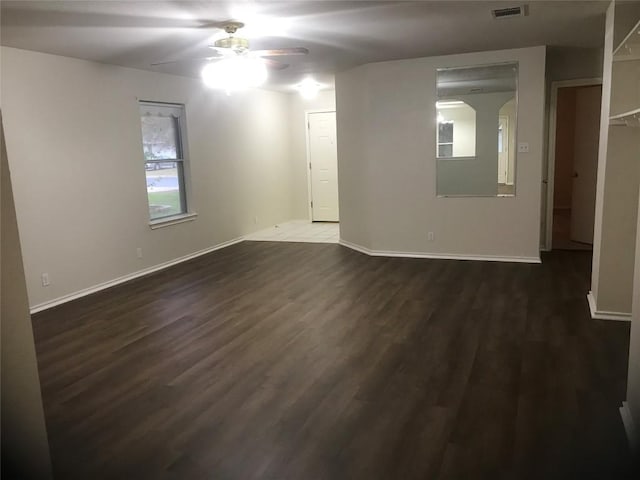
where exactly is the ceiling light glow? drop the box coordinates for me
[296,78,322,99]
[201,57,268,92]
[228,7,290,38]
[242,16,291,38]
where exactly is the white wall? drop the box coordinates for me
[628,180,640,448]
[288,89,336,219]
[592,1,640,452]
[623,0,640,450]
[611,0,640,457]
[335,67,371,248]
[336,46,546,260]
[1,112,52,480]
[546,47,604,84]
[591,2,640,316]
[1,46,294,309]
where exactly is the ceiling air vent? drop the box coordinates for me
[492,5,528,19]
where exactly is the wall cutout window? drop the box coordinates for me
[139,102,188,221]
[435,62,518,197]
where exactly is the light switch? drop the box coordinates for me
[518,142,530,153]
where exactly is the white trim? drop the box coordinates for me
[620,401,638,453]
[149,212,197,229]
[338,239,372,256]
[586,291,632,321]
[544,78,602,251]
[304,109,336,221]
[29,236,245,314]
[339,239,541,264]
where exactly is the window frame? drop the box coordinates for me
[139,101,194,226]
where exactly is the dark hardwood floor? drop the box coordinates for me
[32,242,636,479]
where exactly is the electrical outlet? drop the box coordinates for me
[136,247,143,259]
[427,232,435,241]
[41,272,50,287]
[517,142,530,153]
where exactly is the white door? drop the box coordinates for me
[498,115,509,184]
[308,111,339,221]
[570,85,601,244]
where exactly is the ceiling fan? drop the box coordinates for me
[151,21,309,71]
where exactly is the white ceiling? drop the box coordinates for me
[0,1,609,91]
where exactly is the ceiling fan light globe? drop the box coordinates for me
[214,36,250,51]
[201,61,226,89]
[245,58,269,87]
[201,57,268,91]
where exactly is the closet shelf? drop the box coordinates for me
[613,19,640,61]
[609,107,640,126]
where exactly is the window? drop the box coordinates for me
[139,102,188,221]
[437,121,454,158]
[435,100,476,159]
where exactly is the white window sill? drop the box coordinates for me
[149,212,197,230]
[436,156,477,161]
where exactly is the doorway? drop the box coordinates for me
[306,111,339,222]
[549,83,602,250]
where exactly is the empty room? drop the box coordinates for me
[2,1,640,479]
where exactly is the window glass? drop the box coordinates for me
[139,102,188,221]
[141,115,179,160]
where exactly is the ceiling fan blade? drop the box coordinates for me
[198,20,244,30]
[151,56,219,66]
[261,58,290,70]
[252,47,309,57]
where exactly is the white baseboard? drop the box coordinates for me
[338,239,373,256]
[586,291,632,322]
[338,239,541,264]
[620,401,639,453]
[29,236,245,314]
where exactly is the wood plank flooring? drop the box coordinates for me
[32,242,637,479]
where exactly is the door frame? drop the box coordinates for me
[498,114,510,184]
[305,109,337,221]
[543,78,602,251]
